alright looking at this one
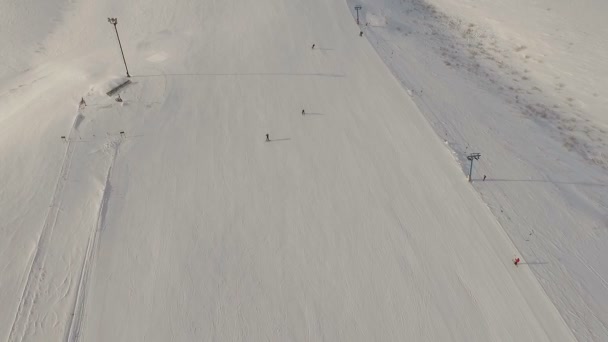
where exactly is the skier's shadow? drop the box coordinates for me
[304,113,325,116]
[269,138,291,142]
[521,261,549,265]
[482,178,608,187]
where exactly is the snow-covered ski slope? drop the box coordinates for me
[0,0,579,341]
[347,0,608,340]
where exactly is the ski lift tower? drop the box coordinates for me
[355,6,362,25]
[467,153,481,182]
[108,18,131,78]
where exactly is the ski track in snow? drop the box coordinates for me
[6,103,122,341]
[7,111,80,342]
[66,141,119,342]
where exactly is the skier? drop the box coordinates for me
[79,97,87,107]
[514,257,520,266]
[311,43,315,49]
[302,109,305,115]
[266,134,270,142]
[359,31,363,37]
[483,175,487,181]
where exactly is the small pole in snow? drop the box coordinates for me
[108,18,131,78]
[467,153,481,182]
[355,6,362,25]
[266,134,270,142]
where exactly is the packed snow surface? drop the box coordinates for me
[0,0,599,341]
[348,0,608,340]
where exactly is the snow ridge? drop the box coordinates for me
[66,140,120,342]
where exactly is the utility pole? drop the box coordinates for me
[108,18,130,78]
[355,6,362,25]
[467,153,481,182]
